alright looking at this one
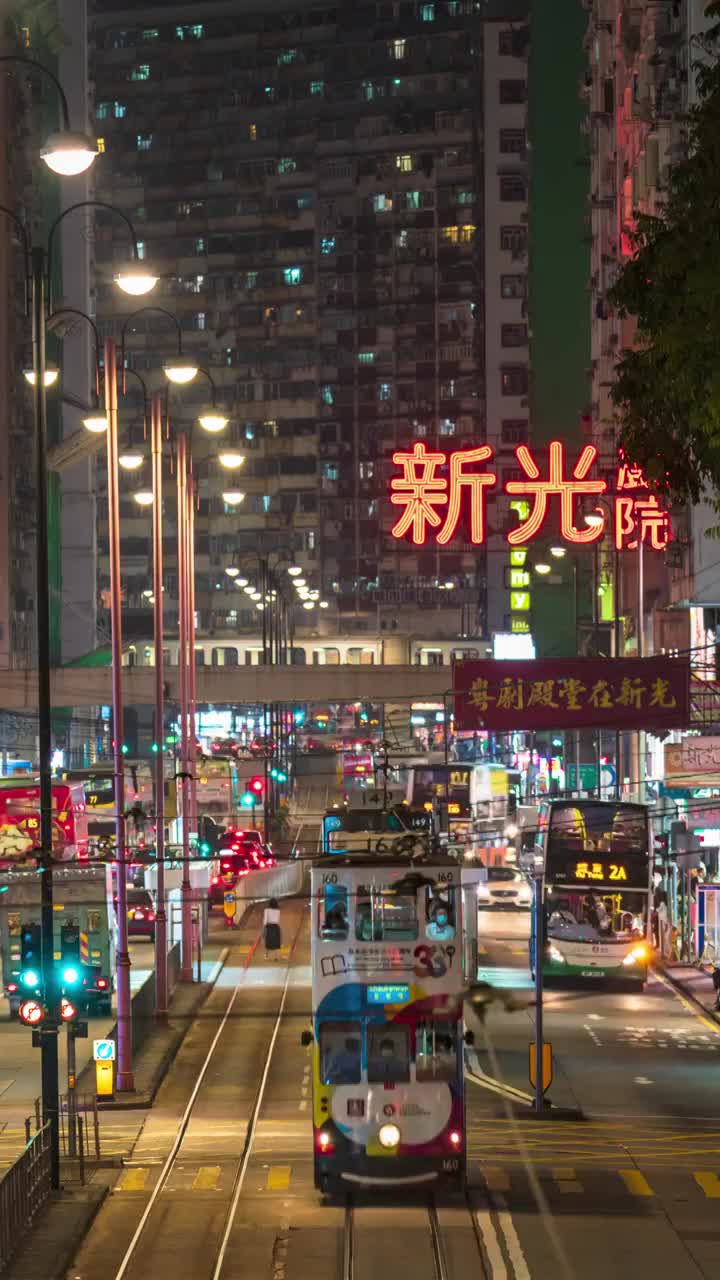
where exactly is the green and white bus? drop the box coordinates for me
[533,799,653,985]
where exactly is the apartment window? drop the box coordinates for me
[441,380,457,398]
[456,189,474,205]
[136,241,146,261]
[373,194,393,213]
[96,102,112,119]
[499,79,526,104]
[195,238,206,252]
[177,200,204,217]
[500,174,527,202]
[498,30,517,56]
[248,123,257,142]
[358,351,375,364]
[141,28,159,39]
[283,267,303,286]
[501,323,528,347]
[501,274,526,299]
[390,38,406,58]
[176,24,204,39]
[360,461,375,480]
[193,312,207,331]
[321,237,336,255]
[323,463,339,481]
[420,3,436,19]
[501,365,528,396]
[501,419,529,444]
[97,137,106,153]
[322,385,334,405]
[499,128,526,154]
[442,225,459,244]
[136,133,152,151]
[500,225,527,254]
[377,382,392,401]
[130,64,150,81]
[277,49,298,64]
[459,224,475,242]
[362,80,375,100]
[439,418,456,436]
[310,80,325,95]
[277,157,297,174]
[395,153,414,172]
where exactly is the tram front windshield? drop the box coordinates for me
[546,888,648,943]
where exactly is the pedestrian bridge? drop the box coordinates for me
[0,665,451,710]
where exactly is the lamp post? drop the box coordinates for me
[0,54,154,1178]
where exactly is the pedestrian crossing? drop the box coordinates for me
[0,1116,145,1172]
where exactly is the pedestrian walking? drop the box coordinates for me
[711,960,720,1012]
[263,896,282,959]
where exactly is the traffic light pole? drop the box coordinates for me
[32,247,61,1189]
[177,433,194,982]
[151,392,168,1019]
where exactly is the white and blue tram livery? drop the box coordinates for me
[306,856,468,1193]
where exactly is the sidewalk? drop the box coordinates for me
[656,959,720,1021]
[4,1173,112,1280]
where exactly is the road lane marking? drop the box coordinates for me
[619,1170,654,1197]
[471,1193,507,1279]
[634,1077,653,1085]
[694,1172,720,1198]
[193,1166,220,1191]
[483,1166,511,1192]
[493,1193,531,1280]
[551,1167,583,1193]
[651,969,720,1035]
[117,1168,148,1192]
[266,1165,291,1191]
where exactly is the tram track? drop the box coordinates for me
[343,1192,490,1280]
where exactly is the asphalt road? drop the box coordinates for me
[45,902,720,1280]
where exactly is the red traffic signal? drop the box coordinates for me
[61,997,78,1022]
[249,776,264,795]
[19,999,45,1027]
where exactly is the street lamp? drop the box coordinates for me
[222,490,245,506]
[23,365,59,387]
[0,56,98,176]
[133,489,154,506]
[219,451,245,469]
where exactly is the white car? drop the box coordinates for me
[477,866,533,909]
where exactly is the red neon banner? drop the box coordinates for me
[389,442,671,551]
[453,657,690,732]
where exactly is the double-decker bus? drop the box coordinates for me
[65,761,153,857]
[533,799,652,985]
[0,778,89,866]
[305,856,470,1194]
[406,762,518,842]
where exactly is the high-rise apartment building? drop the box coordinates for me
[89,0,528,650]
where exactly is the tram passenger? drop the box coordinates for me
[368,1035,408,1083]
[324,1036,361,1084]
[427,894,454,941]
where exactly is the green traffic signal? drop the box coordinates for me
[241,792,255,807]
[21,968,40,988]
[151,742,159,753]
[121,744,129,755]
[62,965,80,986]
[199,841,212,856]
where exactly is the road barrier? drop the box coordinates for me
[0,1124,51,1274]
[233,859,304,902]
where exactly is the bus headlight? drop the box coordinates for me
[548,946,565,964]
[623,944,649,967]
[378,1123,401,1149]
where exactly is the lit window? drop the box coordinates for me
[457,189,474,204]
[405,191,420,209]
[130,64,150,81]
[283,267,303,286]
[277,157,297,174]
[136,133,152,151]
[420,3,435,19]
[243,271,258,288]
[360,461,375,480]
[194,312,207,330]
[358,351,375,364]
[442,225,459,243]
[195,238,206,252]
[96,137,106,153]
[390,38,406,58]
[96,102,112,120]
[459,224,476,242]
[136,241,146,261]
[141,28,159,39]
[395,153,413,172]
[362,80,374,100]
[297,193,314,210]
[378,382,392,401]
[278,49,297,64]
[176,24,204,39]
[322,385,334,405]
[323,463,338,481]
[396,230,409,248]
[373,194,393,213]
[439,418,456,435]
[310,80,325,96]
[249,123,257,141]
[321,237,336,255]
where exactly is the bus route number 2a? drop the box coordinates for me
[609,864,627,882]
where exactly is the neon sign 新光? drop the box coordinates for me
[389,442,671,551]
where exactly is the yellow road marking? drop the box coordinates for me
[237,945,251,955]
[117,1168,148,1192]
[483,1166,511,1192]
[651,969,720,1036]
[694,1172,720,1198]
[192,1166,221,1191]
[266,1165,291,1191]
[551,1167,583,1193]
[619,1170,654,1197]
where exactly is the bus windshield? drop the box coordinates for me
[547,888,648,943]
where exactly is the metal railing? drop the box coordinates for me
[0,1124,52,1274]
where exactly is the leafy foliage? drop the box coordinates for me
[609,4,720,511]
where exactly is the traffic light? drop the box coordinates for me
[151,742,159,754]
[249,776,264,795]
[199,840,212,857]
[270,768,287,783]
[61,964,81,987]
[20,923,41,989]
[241,791,256,808]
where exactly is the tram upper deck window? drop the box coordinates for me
[355,886,417,942]
[425,887,455,940]
[416,1019,457,1082]
[320,1020,362,1085]
[319,884,349,940]
[367,1024,411,1083]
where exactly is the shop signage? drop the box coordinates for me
[664,738,720,789]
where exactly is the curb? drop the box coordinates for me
[653,963,720,1024]
[4,1184,109,1280]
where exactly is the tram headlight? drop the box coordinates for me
[378,1123,401,1149]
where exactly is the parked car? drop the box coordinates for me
[477,866,533,910]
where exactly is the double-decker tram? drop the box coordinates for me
[534,798,653,985]
[306,855,469,1194]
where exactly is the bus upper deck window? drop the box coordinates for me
[320,1020,362,1084]
[426,887,455,940]
[319,885,348,940]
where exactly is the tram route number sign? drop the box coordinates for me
[368,984,410,1005]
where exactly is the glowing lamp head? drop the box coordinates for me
[287,565,302,577]
[225,566,240,578]
[294,577,306,588]
[534,562,551,575]
[236,577,249,588]
[302,599,314,610]
[319,600,329,609]
[222,490,245,506]
[83,413,107,434]
[378,1123,401,1149]
[114,263,159,296]
[163,357,198,385]
[584,511,604,528]
[219,451,245,469]
[40,130,98,176]
[118,451,144,470]
[198,410,228,433]
[24,366,59,388]
[133,489,154,507]
[550,546,566,558]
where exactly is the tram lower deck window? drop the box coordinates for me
[416,1019,457,1082]
[367,1025,411,1083]
[320,1020,362,1084]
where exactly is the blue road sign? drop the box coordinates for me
[93,1038,116,1062]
